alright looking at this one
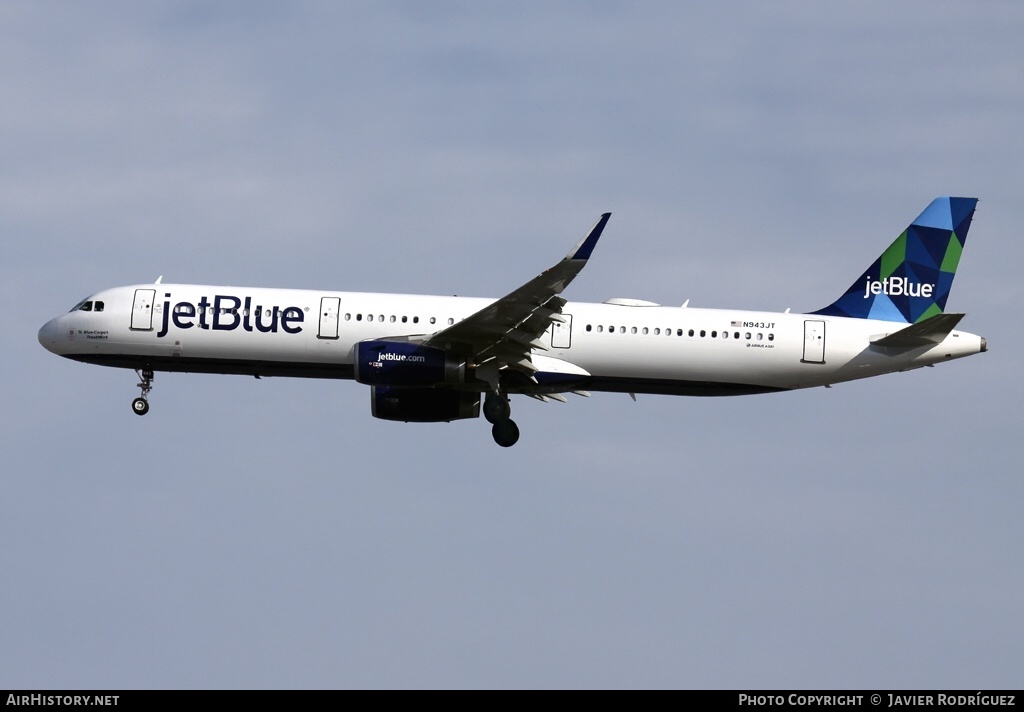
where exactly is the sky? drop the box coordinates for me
[2,1,1022,689]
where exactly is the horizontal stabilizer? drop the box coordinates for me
[870,313,965,348]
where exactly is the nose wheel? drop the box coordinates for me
[132,369,154,416]
[484,393,519,447]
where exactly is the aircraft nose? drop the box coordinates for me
[38,317,62,353]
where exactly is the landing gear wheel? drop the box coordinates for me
[492,419,520,447]
[483,394,511,424]
[133,368,154,415]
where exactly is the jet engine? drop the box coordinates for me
[370,386,480,422]
[354,340,466,387]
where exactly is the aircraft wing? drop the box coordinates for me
[424,213,610,386]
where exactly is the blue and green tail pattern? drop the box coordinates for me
[811,197,978,324]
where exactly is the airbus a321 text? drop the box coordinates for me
[39,197,986,447]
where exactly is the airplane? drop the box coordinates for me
[38,196,985,447]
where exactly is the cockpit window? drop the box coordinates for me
[69,299,102,313]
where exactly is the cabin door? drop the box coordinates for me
[551,314,573,348]
[802,320,826,364]
[318,296,341,340]
[130,289,156,331]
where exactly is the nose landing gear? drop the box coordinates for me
[132,369,154,416]
[484,393,519,447]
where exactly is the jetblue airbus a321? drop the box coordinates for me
[38,197,986,447]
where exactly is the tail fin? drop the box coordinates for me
[810,197,978,323]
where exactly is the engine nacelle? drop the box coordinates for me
[370,386,480,422]
[354,340,465,387]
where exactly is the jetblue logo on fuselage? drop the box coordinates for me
[863,276,934,299]
[156,293,304,338]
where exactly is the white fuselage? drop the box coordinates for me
[38,283,985,396]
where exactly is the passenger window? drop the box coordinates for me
[430,317,436,324]
[768,333,774,341]
[745,332,751,340]
[367,314,374,322]
[631,327,637,334]
[586,324,592,332]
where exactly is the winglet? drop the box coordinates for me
[566,213,611,261]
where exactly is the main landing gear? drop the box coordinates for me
[132,369,154,416]
[484,393,519,447]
